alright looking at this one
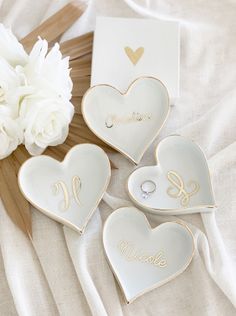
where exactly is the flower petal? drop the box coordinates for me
[0,111,23,159]
[0,24,28,67]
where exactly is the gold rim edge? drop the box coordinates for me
[102,207,195,304]
[18,143,112,235]
[126,134,217,214]
[81,76,171,165]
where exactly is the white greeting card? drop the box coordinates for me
[91,17,180,102]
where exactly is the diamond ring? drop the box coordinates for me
[140,180,156,199]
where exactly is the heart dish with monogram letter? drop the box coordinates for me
[127,135,216,215]
[103,207,195,303]
[82,77,170,164]
[18,144,111,234]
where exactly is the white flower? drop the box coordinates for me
[0,57,32,118]
[19,96,74,155]
[24,38,73,100]
[0,107,23,159]
[0,24,28,67]
[0,24,74,159]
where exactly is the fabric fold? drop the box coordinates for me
[31,209,91,316]
[64,209,124,316]
[0,200,59,316]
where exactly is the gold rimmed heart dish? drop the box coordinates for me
[82,76,170,164]
[127,135,216,215]
[18,144,111,234]
[103,207,195,303]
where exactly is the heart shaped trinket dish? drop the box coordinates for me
[82,76,170,164]
[103,207,195,303]
[127,135,216,215]
[18,144,111,234]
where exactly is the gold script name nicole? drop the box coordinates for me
[118,240,167,268]
[105,112,151,128]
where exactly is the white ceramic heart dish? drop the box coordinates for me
[103,207,195,304]
[82,76,170,164]
[127,135,216,215]
[18,144,111,234]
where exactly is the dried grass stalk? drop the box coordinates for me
[1,3,116,238]
[60,32,93,60]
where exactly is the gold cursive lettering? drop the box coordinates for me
[52,175,82,211]
[105,112,151,128]
[166,170,200,207]
[72,175,82,206]
[0,87,5,103]
[53,180,70,211]
[118,240,167,268]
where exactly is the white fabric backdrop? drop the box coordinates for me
[0,0,236,315]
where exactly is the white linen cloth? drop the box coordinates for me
[0,0,236,315]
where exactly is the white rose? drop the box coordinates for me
[24,38,73,100]
[0,108,23,159]
[0,25,74,160]
[19,96,74,155]
[0,57,32,118]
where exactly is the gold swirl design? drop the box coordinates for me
[166,170,200,207]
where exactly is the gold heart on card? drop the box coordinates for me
[124,46,144,65]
